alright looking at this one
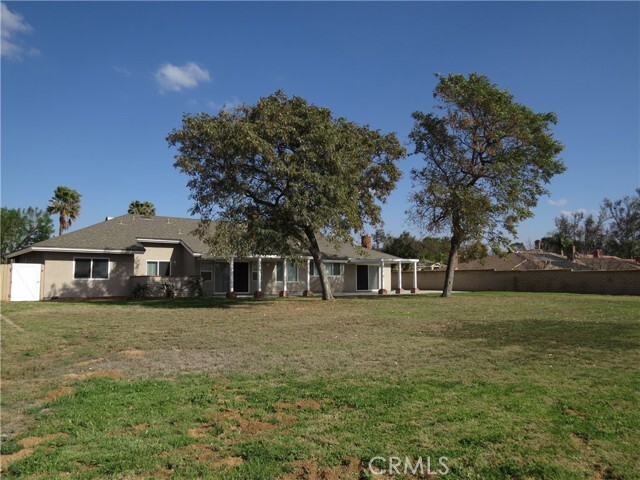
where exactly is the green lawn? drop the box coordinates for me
[1,293,639,479]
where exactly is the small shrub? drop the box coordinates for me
[186,276,204,298]
[132,283,153,299]
[161,282,176,298]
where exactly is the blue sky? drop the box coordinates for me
[2,1,639,245]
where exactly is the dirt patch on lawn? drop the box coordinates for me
[212,408,274,435]
[44,386,75,401]
[275,399,327,411]
[0,433,68,472]
[63,370,121,381]
[268,411,297,426]
[119,350,146,359]
[187,407,294,439]
[73,357,104,367]
[160,443,243,470]
[279,456,361,480]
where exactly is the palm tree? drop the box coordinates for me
[46,186,82,236]
[127,201,156,216]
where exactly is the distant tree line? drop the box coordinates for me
[376,230,488,265]
[543,189,640,258]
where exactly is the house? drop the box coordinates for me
[6,214,419,300]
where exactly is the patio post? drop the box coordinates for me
[378,259,386,294]
[227,257,236,299]
[254,257,264,298]
[303,258,313,297]
[412,261,419,293]
[396,261,403,293]
[280,260,288,297]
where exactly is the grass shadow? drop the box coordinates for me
[441,318,640,351]
[48,296,276,310]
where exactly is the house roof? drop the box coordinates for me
[458,250,640,271]
[7,214,407,262]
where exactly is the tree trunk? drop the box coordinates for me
[304,228,334,301]
[442,236,459,298]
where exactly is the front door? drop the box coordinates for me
[234,262,250,293]
[357,265,369,291]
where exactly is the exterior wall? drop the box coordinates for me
[39,252,135,299]
[134,243,197,277]
[395,269,640,296]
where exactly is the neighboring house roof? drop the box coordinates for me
[7,214,407,262]
[458,250,640,271]
[574,256,640,271]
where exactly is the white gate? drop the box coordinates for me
[10,264,42,301]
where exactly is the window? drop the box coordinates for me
[276,261,298,282]
[146,261,170,276]
[310,262,342,277]
[200,261,213,282]
[74,258,109,279]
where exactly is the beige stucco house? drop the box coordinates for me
[6,214,418,300]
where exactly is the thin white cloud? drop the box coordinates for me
[1,2,37,60]
[155,62,210,92]
[113,65,132,77]
[548,198,568,206]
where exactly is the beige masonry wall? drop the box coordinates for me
[393,269,640,296]
[134,243,197,277]
[39,252,135,299]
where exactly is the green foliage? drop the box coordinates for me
[0,207,54,262]
[160,282,175,298]
[602,189,640,258]
[409,73,565,295]
[46,186,81,236]
[168,90,405,300]
[127,200,156,216]
[380,231,450,263]
[186,275,204,297]
[459,241,489,263]
[546,189,639,257]
[131,283,153,299]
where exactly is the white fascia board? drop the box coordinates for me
[347,258,419,264]
[6,246,143,258]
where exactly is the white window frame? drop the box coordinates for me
[73,257,110,280]
[277,261,299,282]
[200,261,213,282]
[310,262,342,277]
[146,260,171,276]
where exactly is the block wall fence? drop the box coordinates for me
[393,269,640,296]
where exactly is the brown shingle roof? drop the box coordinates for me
[10,214,403,261]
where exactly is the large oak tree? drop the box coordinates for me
[168,91,405,300]
[409,73,565,297]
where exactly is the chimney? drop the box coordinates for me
[534,239,541,250]
[567,245,576,261]
[593,249,600,258]
[361,234,372,249]
[105,216,114,221]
